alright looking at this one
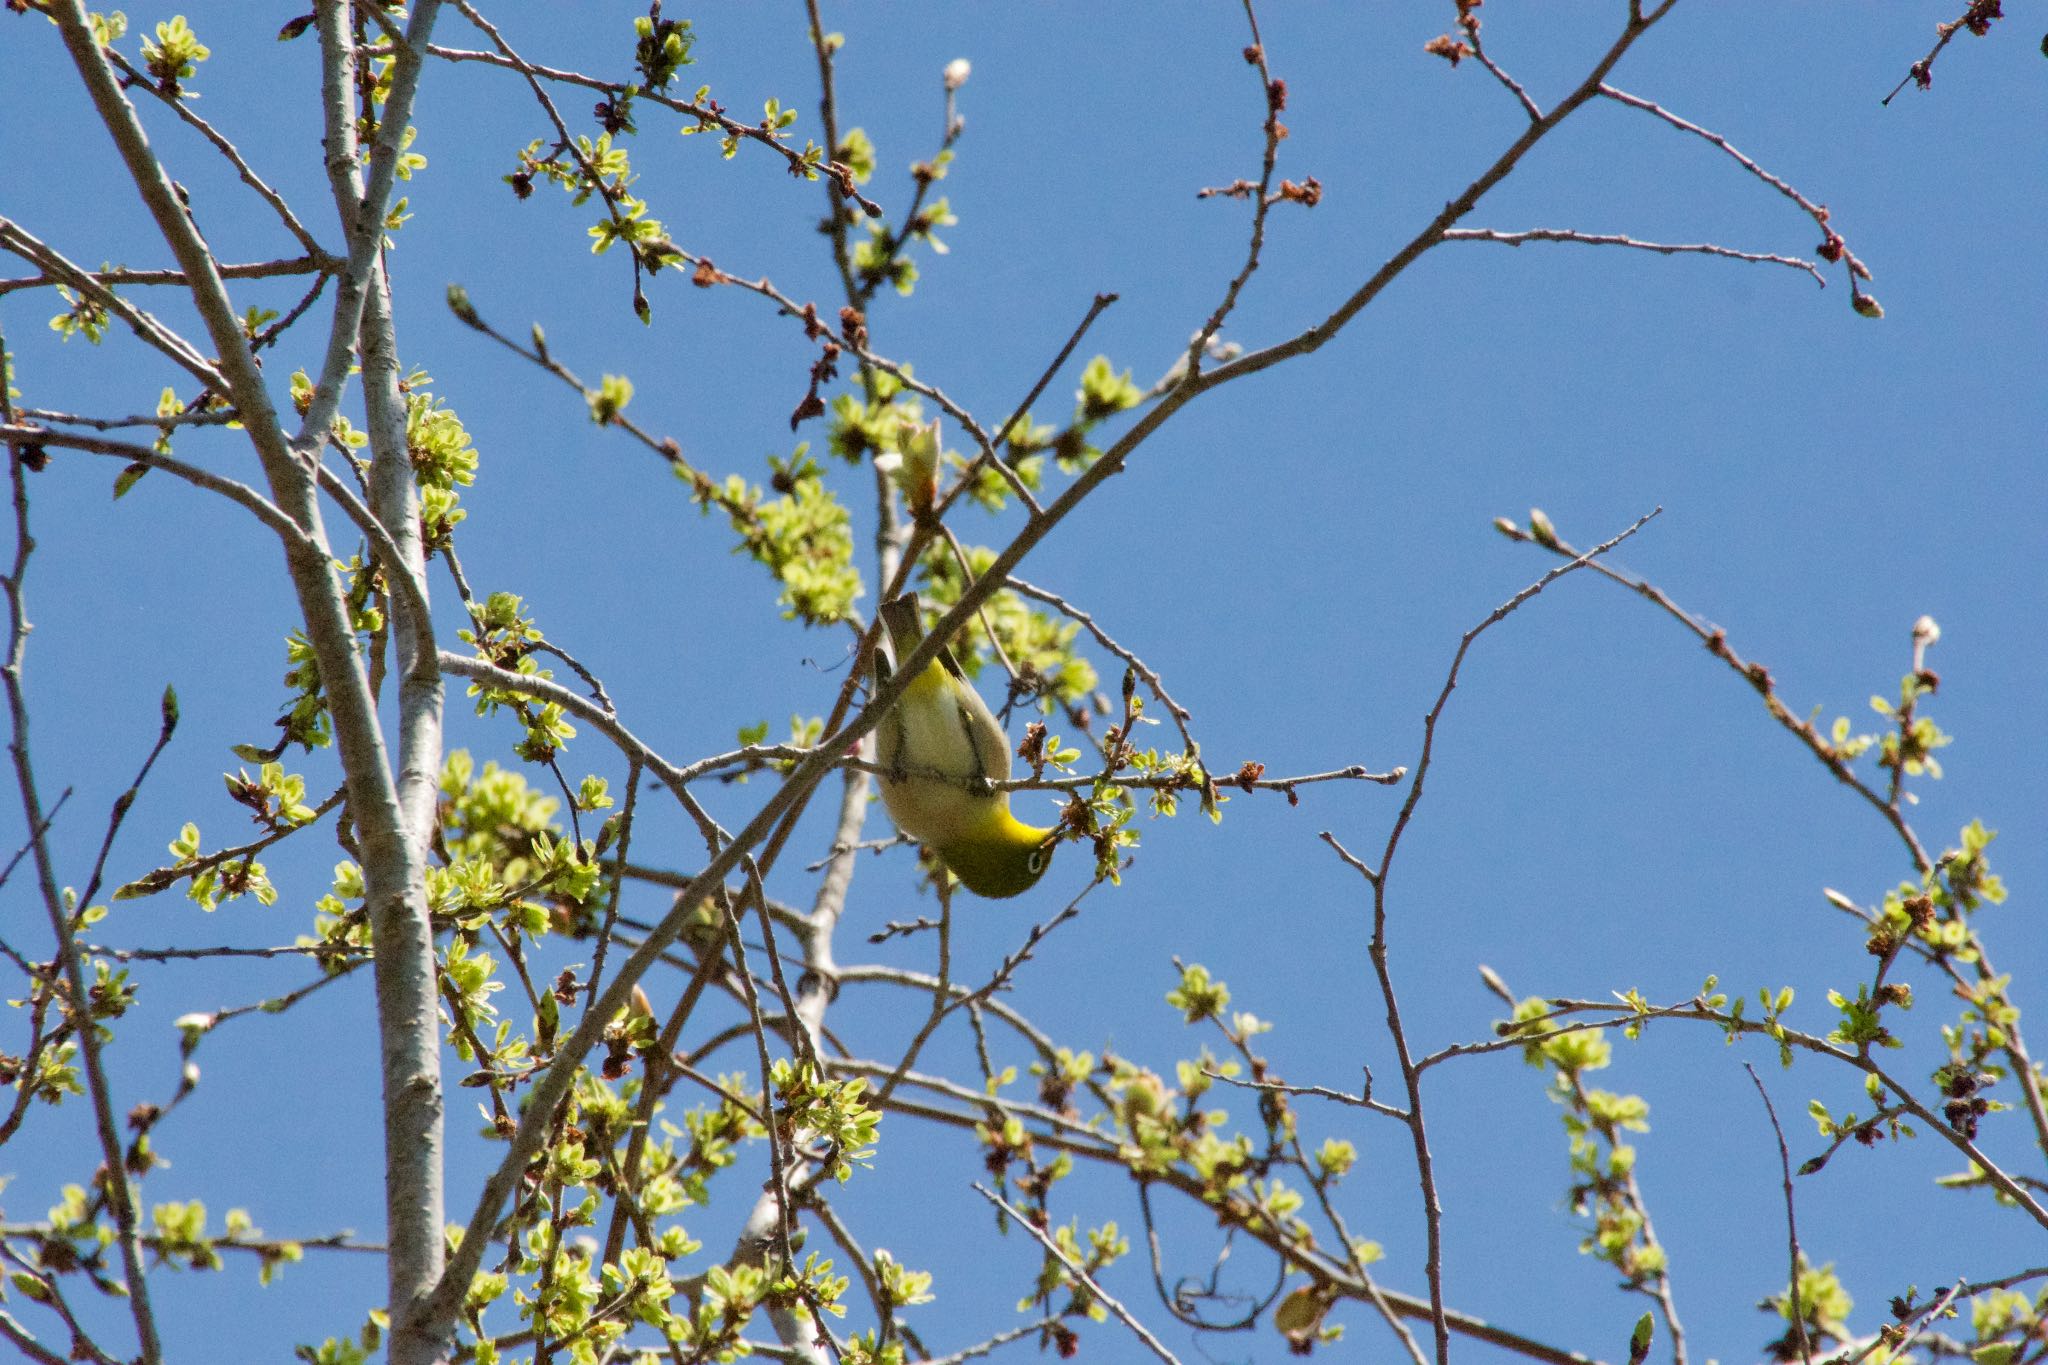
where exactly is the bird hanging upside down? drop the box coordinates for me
[871,592,1056,899]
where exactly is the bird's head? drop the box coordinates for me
[938,813,1057,900]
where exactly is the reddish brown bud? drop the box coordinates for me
[1278,177,1323,208]
[838,305,869,350]
[1424,34,1473,66]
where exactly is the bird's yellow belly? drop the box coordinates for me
[877,668,1005,846]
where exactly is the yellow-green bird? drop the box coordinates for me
[872,592,1056,899]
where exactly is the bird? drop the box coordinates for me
[871,592,1056,898]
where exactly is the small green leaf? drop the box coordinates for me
[10,1270,52,1302]
[535,990,559,1048]
[113,462,150,499]
[588,374,633,425]
[1628,1313,1654,1365]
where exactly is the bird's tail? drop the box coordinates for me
[879,592,924,660]
[878,591,967,684]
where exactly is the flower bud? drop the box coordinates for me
[881,418,941,516]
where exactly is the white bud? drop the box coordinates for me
[944,58,971,90]
[1912,614,1940,646]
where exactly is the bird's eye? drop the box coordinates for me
[1027,849,1046,873]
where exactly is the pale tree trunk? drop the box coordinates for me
[49,1,453,1358]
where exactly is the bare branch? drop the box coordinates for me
[1746,1065,1811,1365]
[0,218,226,385]
[1006,574,1200,759]
[99,44,329,258]
[974,1183,1184,1364]
[1441,227,1824,284]
[1200,1064,1407,1120]
[418,40,880,217]
[1200,3,1678,397]
[0,425,314,553]
[0,438,163,1360]
[0,254,331,298]
[1367,509,1658,1365]
[1598,83,1875,308]
[1882,1,2007,105]
[932,292,1120,524]
[1468,22,1543,121]
[1188,1,1293,371]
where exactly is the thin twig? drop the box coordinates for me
[0,425,319,560]
[584,761,640,1009]
[973,1184,1183,1364]
[112,788,342,901]
[72,691,177,919]
[0,787,67,900]
[1746,1064,1809,1365]
[916,1319,1063,1365]
[1881,1,2005,105]
[16,406,239,432]
[1006,574,1201,762]
[418,41,879,215]
[0,218,224,386]
[0,443,163,1362]
[0,254,331,298]
[1187,0,1291,372]
[931,292,1121,525]
[1441,228,1823,284]
[1468,20,1543,121]
[1199,1066,1407,1121]
[1597,83,1874,307]
[1369,510,1658,1365]
[100,45,329,257]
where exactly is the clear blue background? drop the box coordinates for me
[1,2,2043,1361]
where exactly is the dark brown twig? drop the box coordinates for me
[1354,509,1658,1365]
[973,1183,1184,1364]
[417,42,880,216]
[1882,1,2006,105]
[0,435,164,1361]
[1467,19,1543,121]
[1746,1064,1812,1365]
[1597,84,1875,310]
[1187,0,1292,373]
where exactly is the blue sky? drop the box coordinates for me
[2,3,2044,1361]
